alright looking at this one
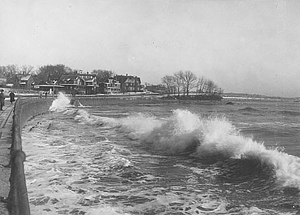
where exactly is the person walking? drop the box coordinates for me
[9,91,15,104]
[0,89,5,110]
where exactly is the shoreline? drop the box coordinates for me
[7,91,295,104]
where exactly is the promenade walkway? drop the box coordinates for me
[0,102,15,215]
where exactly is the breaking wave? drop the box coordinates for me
[73,108,300,190]
[49,92,72,112]
[49,94,300,190]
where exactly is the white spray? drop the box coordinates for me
[49,92,71,112]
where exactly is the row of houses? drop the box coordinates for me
[0,73,143,95]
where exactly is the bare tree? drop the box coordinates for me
[204,79,220,94]
[6,65,19,75]
[37,64,71,84]
[196,76,206,94]
[4,65,20,87]
[174,71,184,96]
[91,69,114,83]
[0,66,6,77]
[181,71,197,96]
[161,75,175,96]
[21,65,34,75]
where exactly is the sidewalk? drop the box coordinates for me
[0,102,15,215]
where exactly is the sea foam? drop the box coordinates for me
[50,94,300,189]
[49,92,71,112]
[118,109,300,189]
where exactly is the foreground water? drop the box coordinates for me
[22,94,300,214]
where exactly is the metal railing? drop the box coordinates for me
[8,98,53,215]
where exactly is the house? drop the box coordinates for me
[58,72,97,95]
[19,75,34,89]
[77,73,97,94]
[104,77,121,94]
[114,74,142,93]
[59,74,85,95]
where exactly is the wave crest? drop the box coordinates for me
[140,109,300,189]
[49,92,71,112]
[72,108,300,189]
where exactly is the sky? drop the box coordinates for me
[1,0,300,97]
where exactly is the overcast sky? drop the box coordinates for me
[1,0,300,97]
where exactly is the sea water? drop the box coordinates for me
[22,93,300,214]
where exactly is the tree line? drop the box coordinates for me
[161,71,223,97]
[0,64,114,87]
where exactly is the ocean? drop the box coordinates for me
[22,93,300,215]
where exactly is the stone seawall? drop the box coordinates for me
[8,98,53,215]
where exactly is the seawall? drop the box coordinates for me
[7,96,158,214]
[7,95,222,214]
[8,98,53,215]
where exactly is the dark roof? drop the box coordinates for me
[115,75,141,84]
[115,75,128,83]
[59,75,78,84]
[77,74,96,77]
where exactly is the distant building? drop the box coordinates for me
[19,74,34,89]
[114,74,142,93]
[59,74,85,95]
[34,70,142,95]
[77,73,97,94]
[58,72,97,95]
[105,77,121,94]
